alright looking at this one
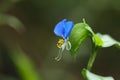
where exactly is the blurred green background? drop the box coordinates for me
[0,0,120,80]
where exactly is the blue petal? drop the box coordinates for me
[54,19,66,37]
[64,21,74,39]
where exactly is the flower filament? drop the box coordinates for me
[55,38,71,61]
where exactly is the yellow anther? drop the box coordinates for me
[57,39,64,48]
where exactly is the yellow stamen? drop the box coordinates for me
[57,39,64,48]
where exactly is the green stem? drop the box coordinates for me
[87,46,98,71]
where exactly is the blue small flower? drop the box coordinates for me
[54,19,74,40]
[54,19,74,61]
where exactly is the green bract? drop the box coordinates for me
[69,20,104,57]
[69,23,90,57]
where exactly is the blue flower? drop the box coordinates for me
[54,19,74,40]
[54,19,74,61]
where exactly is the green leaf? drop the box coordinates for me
[10,46,42,80]
[69,23,90,57]
[0,13,25,33]
[82,69,114,80]
[96,33,120,48]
